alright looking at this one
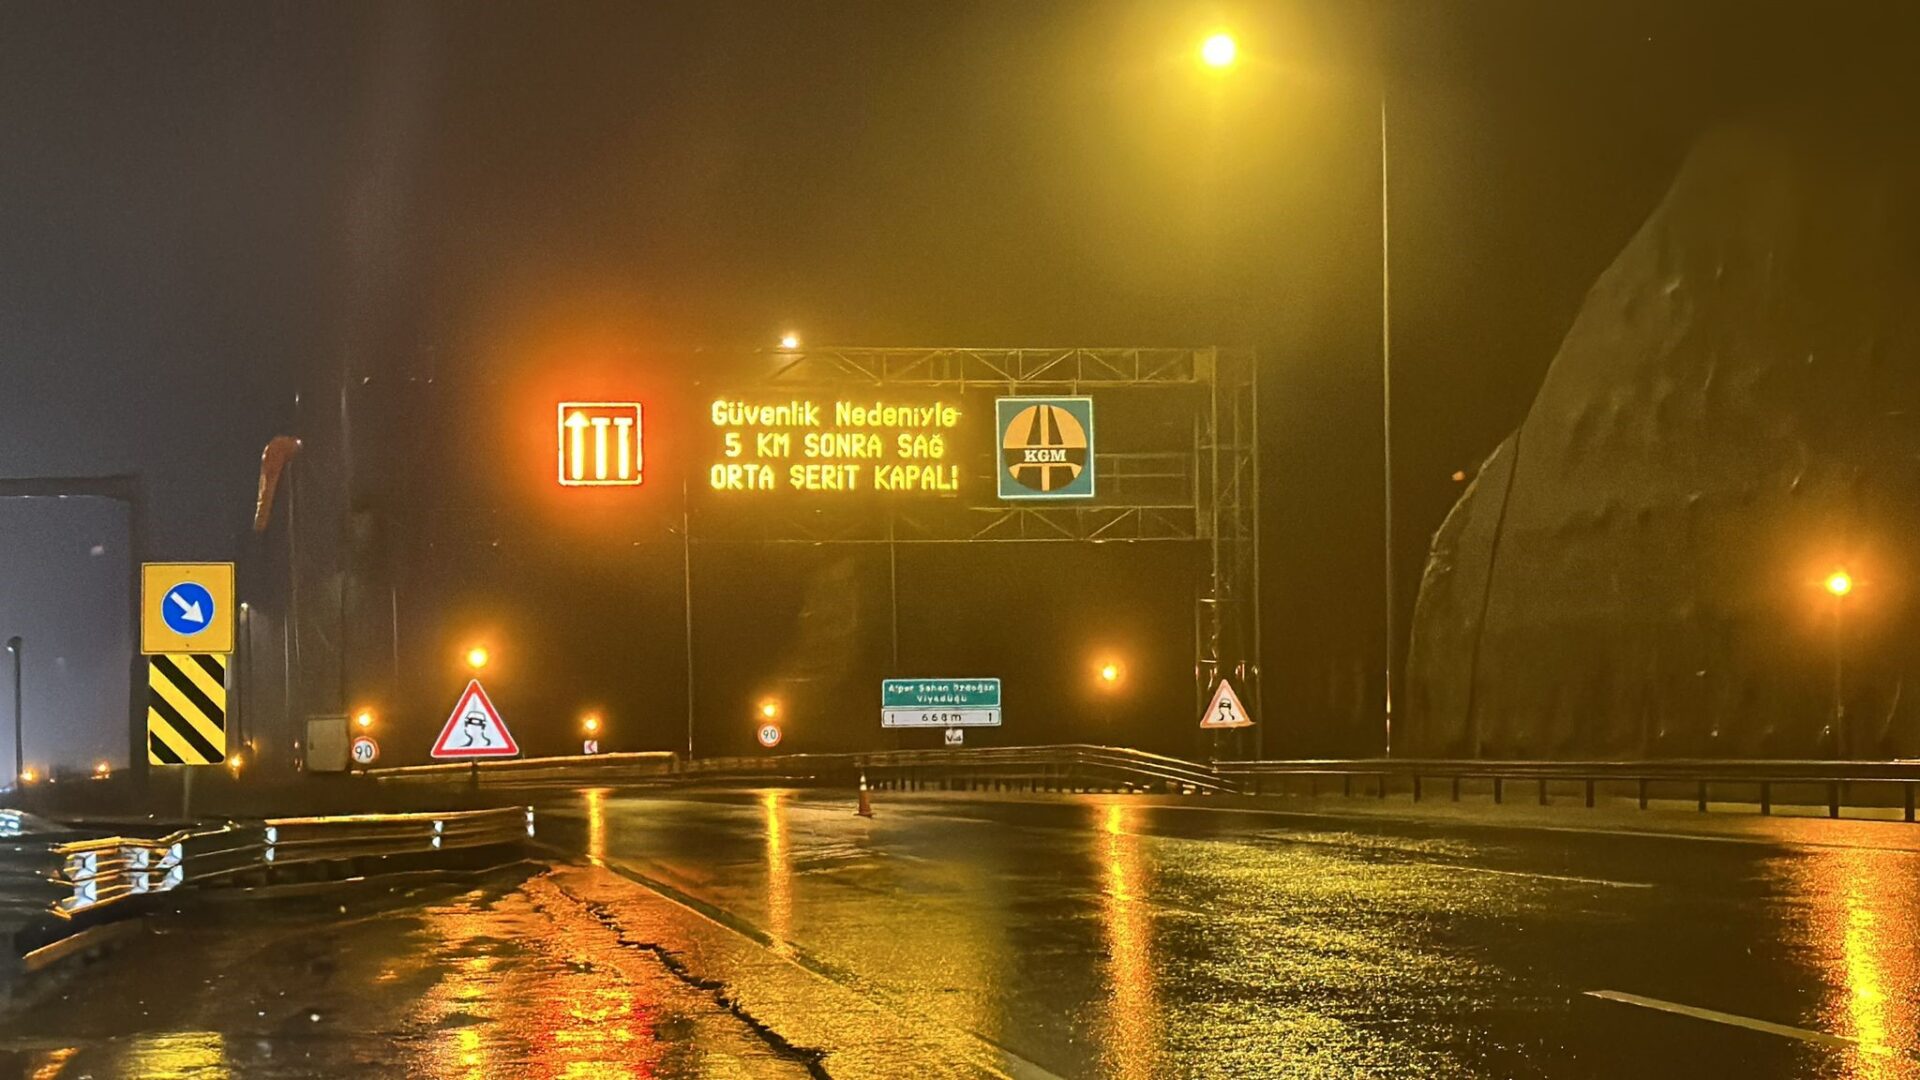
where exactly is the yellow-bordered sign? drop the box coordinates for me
[147,653,228,765]
[141,562,234,654]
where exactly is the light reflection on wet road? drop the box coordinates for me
[0,866,812,1079]
[540,789,1920,1079]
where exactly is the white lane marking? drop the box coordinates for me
[1449,866,1652,890]
[1587,990,1901,1056]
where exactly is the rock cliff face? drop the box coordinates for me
[1407,118,1920,758]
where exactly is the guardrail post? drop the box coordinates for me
[1637,778,1648,810]
[1697,781,1708,812]
[1760,782,1771,816]
[1341,775,1351,798]
[1493,777,1503,805]
[1537,778,1548,806]
[1412,776,1422,802]
[1828,782,1840,819]
[1907,784,1916,824]
[1450,776,1460,802]
[1377,773,1387,799]
[1584,779,1595,808]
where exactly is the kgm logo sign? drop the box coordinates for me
[996,397,1094,500]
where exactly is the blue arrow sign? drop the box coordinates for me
[160,582,215,636]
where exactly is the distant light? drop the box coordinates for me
[760,699,780,719]
[1200,33,1237,69]
[466,646,490,671]
[228,754,244,773]
[583,713,601,734]
[1451,470,1467,483]
[1826,571,1854,598]
[18,769,35,785]
[354,709,375,730]
[778,333,801,351]
[1099,662,1121,685]
[92,762,110,779]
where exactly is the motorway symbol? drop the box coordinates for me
[141,563,234,654]
[350,735,380,766]
[757,723,782,748]
[944,728,964,747]
[1199,678,1253,729]
[558,402,644,486]
[431,680,521,759]
[583,739,600,755]
[996,397,1095,500]
[147,653,227,765]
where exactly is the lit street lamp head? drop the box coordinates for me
[760,699,780,719]
[779,332,800,350]
[465,646,490,671]
[583,713,601,734]
[1826,570,1854,598]
[1200,33,1237,69]
[355,709,375,730]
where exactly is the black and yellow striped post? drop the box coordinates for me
[147,653,227,765]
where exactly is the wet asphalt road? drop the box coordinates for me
[537,789,1920,1080]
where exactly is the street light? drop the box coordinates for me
[778,332,801,350]
[759,699,780,720]
[354,708,375,731]
[582,712,601,735]
[465,646,490,672]
[1199,33,1237,70]
[1826,570,1854,598]
[1098,662,1122,687]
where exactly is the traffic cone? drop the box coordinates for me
[856,773,874,818]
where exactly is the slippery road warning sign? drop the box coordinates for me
[1199,678,1252,729]
[432,680,521,759]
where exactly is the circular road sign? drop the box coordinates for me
[160,581,216,636]
[350,735,380,766]
[757,723,782,749]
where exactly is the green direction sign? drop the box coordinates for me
[883,678,1000,709]
[882,678,1001,728]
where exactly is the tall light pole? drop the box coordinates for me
[1826,570,1853,757]
[1198,32,1395,756]
[1379,93,1395,758]
[5,637,20,786]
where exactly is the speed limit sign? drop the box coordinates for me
[757,723,782,749]
[350,735,380,766]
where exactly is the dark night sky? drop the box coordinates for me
[3,1,1914,765]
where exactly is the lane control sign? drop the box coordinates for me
[432,680,521,758]
[142,563,235,654]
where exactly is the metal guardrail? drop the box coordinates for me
[38,805,536,919]
[372,744,1231,795]
[370,744,1920,823]
[1214,759,1920,820]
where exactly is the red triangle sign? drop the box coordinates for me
[432,680,521,758]
[1199,678,1253,729]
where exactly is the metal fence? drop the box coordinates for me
[1214,759,1920,820]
